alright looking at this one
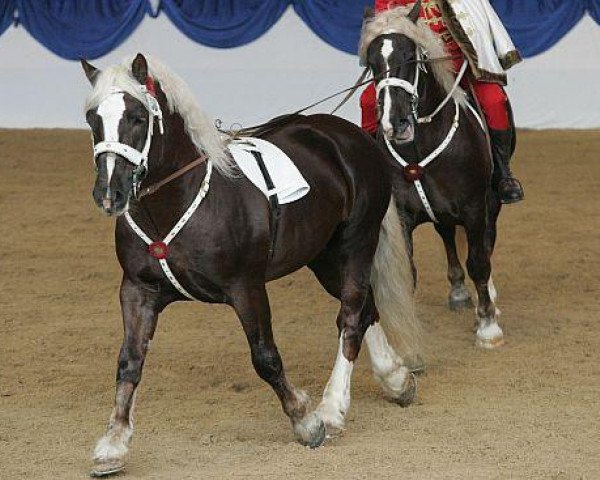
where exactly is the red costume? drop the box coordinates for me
[360,0,510,134]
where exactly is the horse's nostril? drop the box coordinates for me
[114,190,124,205]
[395,120,410,133]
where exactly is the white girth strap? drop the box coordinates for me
[124,161,213,301]
[384,100,461,223]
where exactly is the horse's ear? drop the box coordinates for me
[81,59,99,85]
[408,0,421,23]
[364,6,374,19]
[131,53,148,85]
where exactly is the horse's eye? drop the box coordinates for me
[131,115,147,126]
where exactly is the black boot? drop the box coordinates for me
[489,128,524,204]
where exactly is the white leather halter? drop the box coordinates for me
[376,49,422,116]
[93,85,164,174]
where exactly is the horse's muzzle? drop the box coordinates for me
[388,118,414,144]
[93,185,129,216]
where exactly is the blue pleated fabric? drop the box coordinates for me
[0,0,598,59]
[492,0,589,57]
[292,0,372,54]
[0,0,16,36]
[15,0,149,59]
[160,0,289,48]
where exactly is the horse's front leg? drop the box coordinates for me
[231,284,326,448]
[91,276,160,476]
[465,216,504,348]
[434,223,473,311]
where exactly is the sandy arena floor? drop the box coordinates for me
[1,129,599,479]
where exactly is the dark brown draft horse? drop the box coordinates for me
[360,3,506,348]
[81,54,419,476]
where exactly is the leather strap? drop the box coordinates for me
[137,154,208,199]
[249,150,280,259]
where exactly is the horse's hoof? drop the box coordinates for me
[475,335,505,349]
[393,373,417,408]
[448,296,474,311]
[293,412,327,449]
[476,322,505,349]
[89,460,125,477]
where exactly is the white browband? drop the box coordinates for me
[93,85,164,170]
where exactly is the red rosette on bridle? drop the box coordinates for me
[149,241,168,260]
[145,76,157,97]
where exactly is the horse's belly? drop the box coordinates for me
[265,186,346,281]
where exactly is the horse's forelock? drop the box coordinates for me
[84,65,146,113]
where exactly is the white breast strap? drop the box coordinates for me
[384,100,461,223]
[124,161,213,300]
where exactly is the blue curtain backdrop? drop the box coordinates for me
[292,0,371,54]
[1,0,599,59]
[13,0,148,59]
[161,0,289,48]
[0,0,15,37]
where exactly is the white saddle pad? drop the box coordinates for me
[227,137,310,204]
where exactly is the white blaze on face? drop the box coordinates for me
[380,39,394,136]
[97,93,126,185]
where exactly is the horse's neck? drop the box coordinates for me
[147,111,199,184]
[137,111,208,236]
[418,71,449,119]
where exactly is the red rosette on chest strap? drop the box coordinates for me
[403,164,424,182]
[149,241,168,260]
[145,76,157,97]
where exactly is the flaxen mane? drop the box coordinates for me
[359,6,466,103]
[84,56,236,177]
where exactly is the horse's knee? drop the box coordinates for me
[116,348,144,385]
[251,347,283,384]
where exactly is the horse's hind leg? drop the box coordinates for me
[314,260,374,435]
[310,255,415,413]
[230,284,326,448]
[363,295,417,402]
[313,235,415,436]
[434,223,473,311]
[91,276,160,477]
[464,214,504,348]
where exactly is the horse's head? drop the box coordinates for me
[83,54,163,216]
[364,1,421,144]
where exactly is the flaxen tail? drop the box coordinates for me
[371,199,422,358]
